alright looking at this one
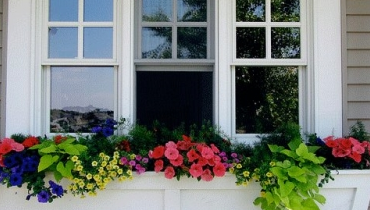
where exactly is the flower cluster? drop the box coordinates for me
[91,118,118,137]
[120,152,149,175]
[0,136,66,202]
[324,136,369,163]
[69,151,132,197]
[149,135,227,181]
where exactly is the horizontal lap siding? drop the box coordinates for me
[0,0,3,135]
[345,0,370,134]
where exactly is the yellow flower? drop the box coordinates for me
[99,153,105,158]
[99,167,104,172]
[242,181,248,187]
[72,185,78,191]
[119,176,127,182]
[78,181,85,188]
[104,155,110,161]
[110,159,118,165]
[103,177,110,183]
[229,167,235,173]
[86,173,93,180]
[127,170,133,176]
[71,156,79,162]
[109,171,117,177]
[101,161,107,167]
[130,154,136,160]
[99,170,106,176]
[260,191,266,197]
[269,161,276,167]
[92,161,98,167]
[88,191,97,196]
[76,165,83,171]
[236,164,242,169]
[93,174,101,181]
[86,183,94,190]
[266,172,273,178]
[254,168,260,172]
[106,165,112,171]
[243,171,250,177]
[114,151,120,157]
[117,169,123,175]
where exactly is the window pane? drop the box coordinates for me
[50,67,114,133]
[84,0,113,22]
[271,0,300,22]
[49,0,78,22]
[177,0,207,22]
[236,27,265,58]
[235,66,298,133]
[48,27,78,58]
[236,0,265,22]
[271,27,300,59]
[142,0,172,22]
[142,27,172,59]
[178,27,207,59]
[137,71,213,129]
[84,27,113,58]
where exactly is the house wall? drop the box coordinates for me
[0,0,3,137]
[343,0,370,134]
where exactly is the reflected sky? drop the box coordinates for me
[51,67,114,110]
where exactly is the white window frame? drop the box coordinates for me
[229,0,312,142]
[39,0,122,135]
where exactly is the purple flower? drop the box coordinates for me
[102,127,114,137]
[120,157,128,165]
[49,180,64,197]
[105,118,117,127]
[129,160,136,166]
[37,190,50,203]
[142,157,149,164]
[135,155,142,161]
[219,152,226,157]
[91,126,102,133]
[231,153,238,158]
[222,157,228,162]
[9,173,23,186]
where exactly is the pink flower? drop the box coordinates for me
[0,138,24,154]
[165,147,179,160]
[170,155,184,166]
[120,157,128,165]
[164,166,175,179]
[154,160,164,172]
[187,149,199,162]
[189,163,203,178]
[213,162,226,177]
[201,169,213,182]
[210,144,220,153]
[197,157,208,166]
[201,147,214,159]
[352,144,365,154]
[332,147,351,158]
[349,152,362,163]
[165,141,177,149]
[324,136,337,148]
[339,138,352,149]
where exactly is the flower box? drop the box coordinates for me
[1,170,369,210]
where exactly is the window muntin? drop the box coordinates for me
[45,0,117,134]
[233,0,304,134]
[138,0,209,59]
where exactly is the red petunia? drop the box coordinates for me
[213,162,226,177]
[339,138,352,149]
[197,157,208,166]
[152,146,165,159]
[189,163,203,178]
[210,144,220,154]
[201,146,214,160]
[201,169,213,182]
[164,166,176,179]
[22,136,39,148]
[187,149,199,162]
[324,136,337,148]
[170,155,183,167]
[154,160,164,172]
[349,152,362,163]
[332,147,351,158]
[54,135,67,144]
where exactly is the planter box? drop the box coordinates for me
[0,170,370,210]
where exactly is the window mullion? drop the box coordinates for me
[266,0,272,59]
[173,0,177,59]
[78,0,84,59]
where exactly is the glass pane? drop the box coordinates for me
[137,71,213,129]
[236,27,265,58]
[178,27,207,59]
[235,66,298,133]
[84,0,113,22]
[272,27,300,58]
[84,27,113,58]
[50,66,114,133]
[142,0,172,22]
[271,0,300,22]
[49,0,78,22]
[48,27,78,58]
[236,0,265,22]
[142,27,172,59]
[177,0,207,22]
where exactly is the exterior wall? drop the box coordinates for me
[0,0,3,137]
[343,0,370,134]
[2,0,343,138]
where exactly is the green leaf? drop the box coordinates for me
[61,144,80,155]
[280,149,298,159]
[56,161,73,178]
[296,143,309,157]
[265,192,274,205]
[279,180,295,197]
[288,138,302,150]
[39,145,57,154]
[74,144,88,153]
[268,144,284,153]
[276,160,292,169]
[58,137,75,146]
[53,170,63,182]
[287,166,306,177]
[270,167,288,180]
[38,155,54,172]
[301,198,320,210]
[314,193,326,204]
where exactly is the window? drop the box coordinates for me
[44,0,117,133]
[135,0,214,128]
[233,0,306,134]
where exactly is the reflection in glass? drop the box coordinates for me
[50,66,114,133]
[236,27,265,58]
[178,27,207,59]
[49,27,78,58]
[84,27,113,58]
[142,0,172,22]
[177,0,207,22]
[142,27,172,59]
[271,0,300,22]
[84,0,113,22]
[236,0,265,22]
[272,28,300,59]
[235,66,298,133]
[49,0,78,22]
